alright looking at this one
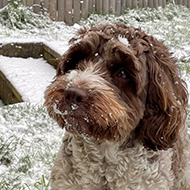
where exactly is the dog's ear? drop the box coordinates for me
[137,38,188,150]
[57,32,102,76]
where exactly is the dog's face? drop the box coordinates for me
[44,23,188,150]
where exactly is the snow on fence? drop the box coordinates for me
[0,0,190,25]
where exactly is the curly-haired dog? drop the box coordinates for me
[44,23,190,190]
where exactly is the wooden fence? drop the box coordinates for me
[0,0,190,25]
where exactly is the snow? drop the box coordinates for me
[0,56,56,104]
[0,3,190,190]
[118,35,130,47]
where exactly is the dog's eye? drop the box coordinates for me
[115,69,128,80]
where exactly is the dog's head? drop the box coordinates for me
[44,23,188,150]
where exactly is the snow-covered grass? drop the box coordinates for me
[0,2,190,190]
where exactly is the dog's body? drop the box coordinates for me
[44,23,190,190]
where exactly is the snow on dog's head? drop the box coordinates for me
[44,23,188,150]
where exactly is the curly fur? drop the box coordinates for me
[44,23,190,190]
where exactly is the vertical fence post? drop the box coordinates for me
[126,0,132,8]
[183,0,187,5]
[187,0,190,7]
[33,0,41,13]
[3,0,8,7]
[121,0,126,14]
[65,0,73,25]
[73,0,80,23]
[142,0,148,7]
[92,0,96,12]
[153,0,158,8]
[158,0,163,7]
[0,0,3,8]
[26,0,34,9]
[58,0,65,21]
[96,0,102,13]
[81,0,89,19]
[103,0,109,14]
[132,0,137,8]
[43,0,49,12]
[148,0,154,8]
[49,0,57,20]
[115,0,121,16]
[109,0,115,14]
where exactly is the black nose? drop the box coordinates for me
[64,88,87,104]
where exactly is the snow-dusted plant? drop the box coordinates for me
[0,0,52,29]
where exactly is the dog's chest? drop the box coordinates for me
[53,133,174,190]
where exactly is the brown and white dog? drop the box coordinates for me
[44,23,190,190]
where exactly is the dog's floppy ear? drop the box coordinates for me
[57,31,102,76]
[137,37,188,150]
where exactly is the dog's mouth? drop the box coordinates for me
[53,102,93,135]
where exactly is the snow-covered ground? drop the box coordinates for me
[0,3,190,190]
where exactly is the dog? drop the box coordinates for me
[44,23,190,190]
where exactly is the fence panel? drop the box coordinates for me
[1,0,190,25]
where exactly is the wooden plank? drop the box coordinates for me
[65,0,73,25]
[26,0,34,7]
[126,0,132,8]
[163,0,166,6]
[142,0,148,7]
[109,0,115,14]
[73,0,80,23]
[121,0,126,14]
[138,0,143,8]
[88,0,93,13]
[22,0,27,6]
[58,0,65,21]
[153,0,158,8]
[183,0,187,5]
[158,0,163,7]
[0,0,3,8]
[43,0,50,10]
[187,0,190,7]
[3,0,8,7]
[33,0,41,13]
[103,0,109,14]
[96,0,102,13]
[92,0,96,12]
[132,0,137,8]
[115,0,121,16]
[0,70,23,105]
[49,0,57,20]
[148,0,154,8]
[81,0,89,19]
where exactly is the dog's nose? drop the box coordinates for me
[64,88,87,104]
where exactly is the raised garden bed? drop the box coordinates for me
[0,42,61,105]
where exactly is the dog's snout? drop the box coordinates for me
[64,88,87,104]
